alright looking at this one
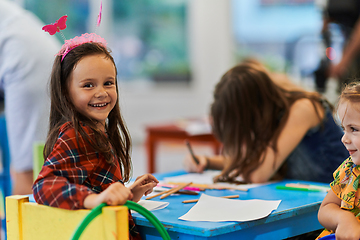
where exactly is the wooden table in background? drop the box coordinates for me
[145,121,222,173]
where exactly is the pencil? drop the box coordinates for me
[166,182,248,192]
[146,182,193,200]
[185,140,200,165]
[160,182,193,199]
[145,187,174,200]
[182,194,240,203]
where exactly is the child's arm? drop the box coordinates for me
[83,182,133,209]
[128,174,159,202]
[32,123,125,210]
[318,190,360,239]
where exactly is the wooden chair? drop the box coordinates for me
[6,195,129,240]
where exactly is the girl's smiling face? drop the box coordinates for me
[68,54,117,130]
[338,100,360,165]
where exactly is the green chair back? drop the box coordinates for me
[33,142,45,181]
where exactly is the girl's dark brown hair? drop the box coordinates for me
[211,63,326,183]
[45,42,132,182]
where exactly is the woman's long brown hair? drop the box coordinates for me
[211,63,326,183]
[44,42,132,182]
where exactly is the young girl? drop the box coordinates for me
[184,61,348,184]
[317,82,360,240]
[32,36,158,239]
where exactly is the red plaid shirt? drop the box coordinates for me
[33,122,141,239]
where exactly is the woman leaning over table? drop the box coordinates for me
[184,60,348,184]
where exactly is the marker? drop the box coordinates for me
[185,140,200,165]
[276,185,322,192]
[285,183,330,191]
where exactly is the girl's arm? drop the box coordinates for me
[33,124,118,209]
[183,154,225,173]
[249,99,323,183]
[318,190,360,239]
[33,171,94,209]
[83,182,133,209]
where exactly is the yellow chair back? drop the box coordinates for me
[6,195,129,240]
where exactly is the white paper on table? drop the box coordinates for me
[179,194,281,222]
[163,170,274,190]
[164,171,219,184]
[184,121,212,135]
[131,200,169,214]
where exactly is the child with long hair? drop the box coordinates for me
[317,82,360,240]
[32,35,158,239]
[184,61,348,184]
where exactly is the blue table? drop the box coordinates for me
[133,170,328,240]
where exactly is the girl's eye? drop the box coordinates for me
[351,127,358,132]
[104,81,115,86]
[83,83,94,88]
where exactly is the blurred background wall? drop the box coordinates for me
[10,0,341,143]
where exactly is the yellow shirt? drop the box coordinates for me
[316,157,360,239]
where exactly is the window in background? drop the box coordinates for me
[231,0,325,80]
[112,0,190,83]
[24,0,89,42]
[24,0,190,84]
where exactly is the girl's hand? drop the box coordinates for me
[335,215,360,240]
[84,182,133,209]
[183,154,208,173]
[129,174,159,202]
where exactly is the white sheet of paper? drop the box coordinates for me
[179,194,281,222]
[132,200,169,213]
[164,171,218,184]
[163,170,272,190]
[175,118,212,135]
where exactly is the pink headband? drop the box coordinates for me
[42,2,105,61]
[57,33,107,61]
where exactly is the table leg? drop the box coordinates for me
[145,134,156,173]
[213,142,222,155]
